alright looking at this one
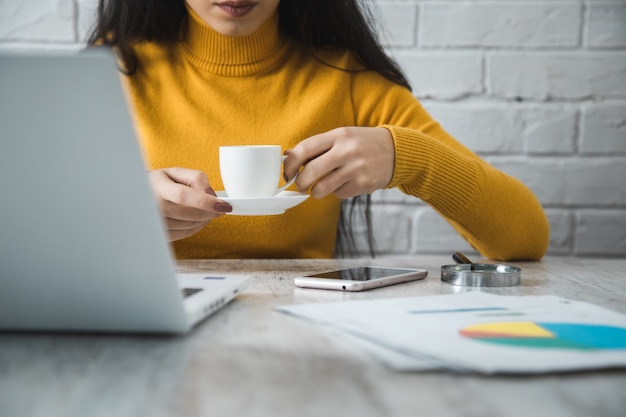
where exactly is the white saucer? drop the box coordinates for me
[216,191,309,216]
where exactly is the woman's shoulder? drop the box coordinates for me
[120,40,186,77]
[308,46,366,72]
[300,45,399,88]
[129,40,178,62]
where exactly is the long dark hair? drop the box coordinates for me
[88,0,411,258]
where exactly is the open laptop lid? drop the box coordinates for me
[0,49,197,333]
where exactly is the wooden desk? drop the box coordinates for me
[1,256,625,417]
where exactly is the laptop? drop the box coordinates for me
[0,49,252,334]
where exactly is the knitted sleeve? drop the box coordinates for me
[350,72,549,261]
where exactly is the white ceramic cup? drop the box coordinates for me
[219,145,297,198]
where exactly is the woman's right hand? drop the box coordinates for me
[148,168,232,241]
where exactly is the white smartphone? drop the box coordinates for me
[293,266,428,292]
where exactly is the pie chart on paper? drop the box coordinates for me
[459,322,626,350]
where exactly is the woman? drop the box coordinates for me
[88,0,550,260]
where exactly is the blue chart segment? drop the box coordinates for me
[459,322,626,350]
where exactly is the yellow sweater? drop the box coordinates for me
[122,9,549,261]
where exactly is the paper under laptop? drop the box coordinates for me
[0,49,251,334]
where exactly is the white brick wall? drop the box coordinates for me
[1,0,625,258]
[374,0,626,258]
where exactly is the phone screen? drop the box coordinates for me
[306,267,412,281]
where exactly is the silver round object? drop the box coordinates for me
[441,253,521,287]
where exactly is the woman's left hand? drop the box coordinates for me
[283,127,395,199]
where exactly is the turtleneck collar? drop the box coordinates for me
[182,4,286,76]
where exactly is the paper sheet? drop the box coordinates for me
[277,292,626,374]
